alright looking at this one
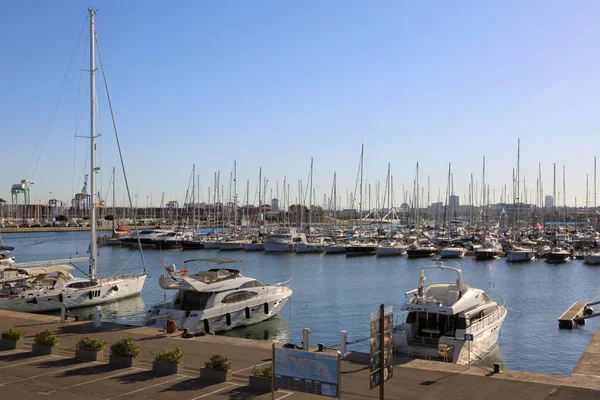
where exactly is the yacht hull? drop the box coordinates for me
[263,242,295,252]
[376,247,406,257]
[584,254,600,265]
[0,274,147,313]
[506,251,536,263]
[323,245,346,254]
[243,243,265,251]
[439,249,466,259]
[346,246,377,257]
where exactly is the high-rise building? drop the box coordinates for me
[545,195,553,209]
[271,198,279,212]
[449,195,460,212]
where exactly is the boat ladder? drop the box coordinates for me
[444,316,455,335]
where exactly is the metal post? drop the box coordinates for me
[60,303,66,322]
[271,343,275,400]
[302,328,311,351]
[379,304,385,400]
[340,331,347,359]
[94,305,102,327]
[337,351,342,400]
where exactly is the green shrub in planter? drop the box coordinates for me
[251,365,272,378]
[203,353,231,371]
[34,330,59,346]
[152,347,183,364]
[110,337,140,357]
[1,328,24,342]
[77,337,107,352]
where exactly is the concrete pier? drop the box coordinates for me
[0,310,598,399]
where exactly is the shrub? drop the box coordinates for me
[1,328,24,342]
[203,353,231,371]
[110,336,140,357]
[34,330,59,346]
[251,365,272,378]
[152,347,183,364]
[76,337,106,352]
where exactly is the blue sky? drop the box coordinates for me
[1,1,599,209]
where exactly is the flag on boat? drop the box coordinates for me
[536,222,543,229]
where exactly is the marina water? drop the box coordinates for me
[5,231,600,376]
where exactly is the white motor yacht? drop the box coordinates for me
[439,245,466,259]
[263,228,307,252]
[376,241,407,257]
[584,252,600,265]
[120,228,174,247]
[393,262,506,364]
[144,258,292,334]
[506,246,536,263]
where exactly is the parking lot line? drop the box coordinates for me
[105,375,184,399]
[0,360,94,386]
[38,367,143,395]
[276,392,294,400]
[189,382,238,400]
[0,355,57,369]
[232,361,271,375]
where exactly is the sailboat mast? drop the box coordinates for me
[89,8,98,282]
[112,166,115,233]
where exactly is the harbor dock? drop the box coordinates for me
[0,310,599,399]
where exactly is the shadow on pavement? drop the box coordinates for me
[36,358,87,368]
[59,363,117,376]
[112,370,159,384]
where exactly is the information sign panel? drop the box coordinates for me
[369,305,393,391]
[274,348,339,398]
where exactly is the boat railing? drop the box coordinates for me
[265,278,292,295]
[469,306,505,335]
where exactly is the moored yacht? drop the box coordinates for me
[393,262,506,364]
[263,228,307,252]
[583,252,600,265]
[376,241,407,257]
[545,247,572,264]
[439,245,466,259]
[120,228,174,247]
[506,246,536,263]
[406,242,437,258]
[144,258,292,333]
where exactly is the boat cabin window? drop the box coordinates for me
[239,280,264,288]
[67,281,96,289]
[181,291,213,311]
[222,291,258,304]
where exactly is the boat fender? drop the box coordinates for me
[88,291,93,300]
[33,297,38,304]
[166,320,177,334]
[58,293,63,303]
[264,302,269,314]
[112,285,118,292]
[225,313,231,326]
[585,306,594,316]
[203,319,210,333]
[245,307,250,319]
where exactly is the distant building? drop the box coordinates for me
[545,195,553,209]
[271,198,279,212]
[449,195,459,211]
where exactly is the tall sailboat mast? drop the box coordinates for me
[89,8,98,283]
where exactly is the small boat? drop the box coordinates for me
[474,241,502,261]
[506,246,536,263]
[406,242,437,258]
[393,261,507,364]
[583,252,600,265]
[376,242,407,257]
[243,238,264,252]
[545,248,571,264]
[144,258,292,334]
[346,240,377,257]
[439,245,466,259]
[263,228,306,252]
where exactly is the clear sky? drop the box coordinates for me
[2,1,600,210]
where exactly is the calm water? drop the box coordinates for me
[4,231,600,376]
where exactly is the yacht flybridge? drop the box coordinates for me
[144,258,292,334]
[393,262,506,364]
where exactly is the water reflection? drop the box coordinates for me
[50,295,146,325]
[220,315,291,343]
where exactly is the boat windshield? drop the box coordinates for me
[177,290,213,311]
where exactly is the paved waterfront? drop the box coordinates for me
[0,310,599,399]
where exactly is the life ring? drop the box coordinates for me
[166,320,177,334]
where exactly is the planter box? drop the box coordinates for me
[109,355,139,368]
[32,343,59,355]
[249,375,272,390]
[152,360,183,375]
[200,367,232,382]
[0,338,23,351]
[76,349,104,361]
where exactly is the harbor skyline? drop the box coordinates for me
[2,2,600,207]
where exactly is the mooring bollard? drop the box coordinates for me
[60,303,67,322]
[340,331,347,359]
[94,305,102,327]
[302,328,311,351]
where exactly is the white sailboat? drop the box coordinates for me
[0,9,146,313]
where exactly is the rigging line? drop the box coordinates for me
[28,13,89,179]
[95,33,147,274]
